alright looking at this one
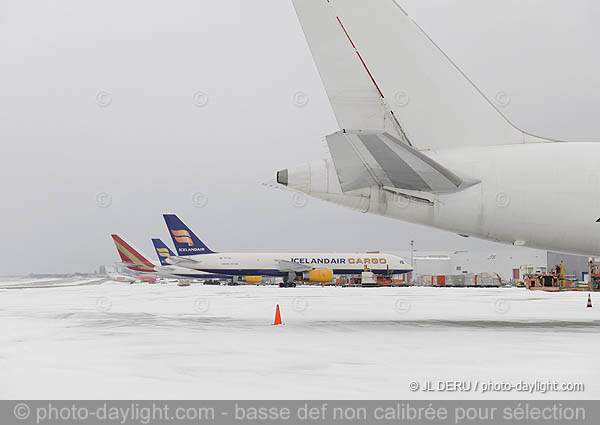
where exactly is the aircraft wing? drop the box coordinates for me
[327,130,472,193]
[275,259,313,273]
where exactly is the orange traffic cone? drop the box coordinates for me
[273,304,283,325]
[587,294,593,308]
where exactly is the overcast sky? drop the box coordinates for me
[1,0,598,274]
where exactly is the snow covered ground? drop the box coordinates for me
[1,279,598,399]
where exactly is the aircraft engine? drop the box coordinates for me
[244,276,262,284]
[302,269,333,283]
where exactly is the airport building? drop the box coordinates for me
[393,250,591,284]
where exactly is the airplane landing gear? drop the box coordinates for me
[280,272,297,288]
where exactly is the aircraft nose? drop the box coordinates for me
[276,169,288,186]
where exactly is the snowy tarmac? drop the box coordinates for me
[1,279,599,399]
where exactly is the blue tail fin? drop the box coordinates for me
[163,214,216,256]
[151,238,176,266]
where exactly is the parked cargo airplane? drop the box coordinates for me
[152,237,262,284]
[111,234,230,281]
[163,214,412,285]
[276,0,600,256]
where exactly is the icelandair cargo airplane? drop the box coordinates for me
[163,214,412,285]
[276,0,600,256]
[152,237,262,284]
[111,234,230,281]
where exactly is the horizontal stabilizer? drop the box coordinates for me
[165,256,200,268]
[116,261,147,269]
[327,130,472,193]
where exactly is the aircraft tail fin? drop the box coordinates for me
[152,238,176,266]
[291,0,543,150]
[163,214,216,256]
[111,234,156,272]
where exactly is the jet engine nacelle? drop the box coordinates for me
[244,276,262,284]
[302,269,333,283]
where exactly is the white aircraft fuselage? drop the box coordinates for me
[284,142,600,256]
[167,252,411,276]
